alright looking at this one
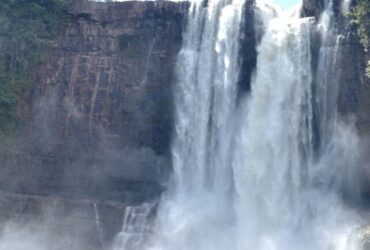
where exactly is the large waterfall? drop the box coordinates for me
[149,0,245,248]
[115,0,364,249]
[234,1,361,249]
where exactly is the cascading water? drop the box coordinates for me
[113,203,155,250]
[235,8,315,249]
[114,0,363,249]
[234,1,361,249]
[147,0,245,249]
[93,203,106,249]
[314,0,340,150]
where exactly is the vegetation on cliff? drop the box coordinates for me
[0,0,70,136]
[349,0,370,78]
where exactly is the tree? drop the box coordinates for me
[349,0,370,78]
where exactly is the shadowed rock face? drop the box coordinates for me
[1,0,187,202]
[238,0,257,95]
[0,1,187,246]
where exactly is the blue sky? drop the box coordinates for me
[273,0,300,9]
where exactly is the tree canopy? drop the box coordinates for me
[349,0,370,78]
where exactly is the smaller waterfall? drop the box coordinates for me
[93,203,105,249]
[314,0,340,150]
[341,0,352,14]
[141,38,156,85]
[113,203,155,250]
[312,0,363,206]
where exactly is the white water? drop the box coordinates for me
[113,203,155,250]
[341,0,352,14]
[315,0,339,150]
[234,2,361,249]
[113,0,363,249]
[145,0,245,249]
[235,10,314,249]
[93,203,106,249]
[141,38,156,85]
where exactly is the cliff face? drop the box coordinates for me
[2,0,186,202]
[0,2,186,246]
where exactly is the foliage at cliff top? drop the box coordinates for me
[0,0,70,136]
[349,0,370,78]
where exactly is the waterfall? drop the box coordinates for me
[113,203,155,250]
[234,2,361,248]
[93,203,106,249]
[148,0,245,249]
[113,0,363,249]
[235,9,314,248]
[141,38,156,85]
[170,0,245,197]
[314,0,339,151]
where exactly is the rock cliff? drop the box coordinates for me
[0,1,186,247]
[2,0,186,201]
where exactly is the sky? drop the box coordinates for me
[273,0,301,9]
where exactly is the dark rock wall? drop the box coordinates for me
[238,0,257,95]
[0,2,187,246]
[1,0,186,202]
